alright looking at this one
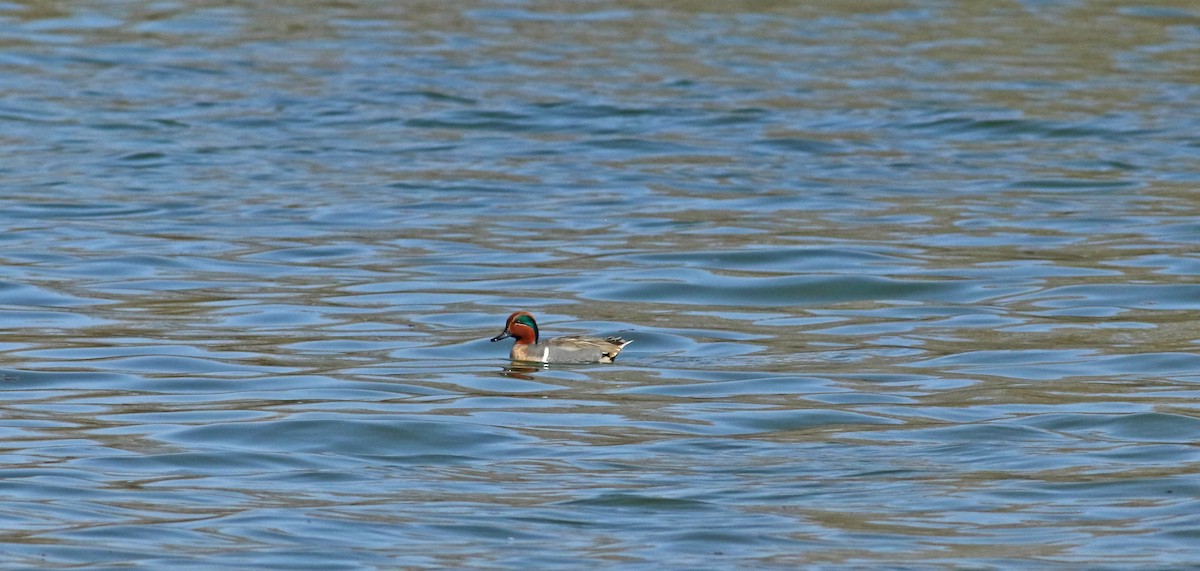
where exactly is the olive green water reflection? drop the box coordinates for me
[3,1,1200,569]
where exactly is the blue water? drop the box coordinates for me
[3,2,1200,569]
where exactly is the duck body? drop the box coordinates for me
[491,311,631,364]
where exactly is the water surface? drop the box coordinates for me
[2,1,1200,568]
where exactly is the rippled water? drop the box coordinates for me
[3,1,1200,568]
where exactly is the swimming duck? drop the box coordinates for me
[490,311,631,364]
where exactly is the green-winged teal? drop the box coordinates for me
[490,311,631,364]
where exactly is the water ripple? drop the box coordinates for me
[2,1,1200,569]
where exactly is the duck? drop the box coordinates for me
[490,311,631,364]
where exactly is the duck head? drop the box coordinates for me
[490,311,539,345]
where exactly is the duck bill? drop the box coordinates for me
[490,330,513,342]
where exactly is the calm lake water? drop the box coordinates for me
[3,1,1200,568]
